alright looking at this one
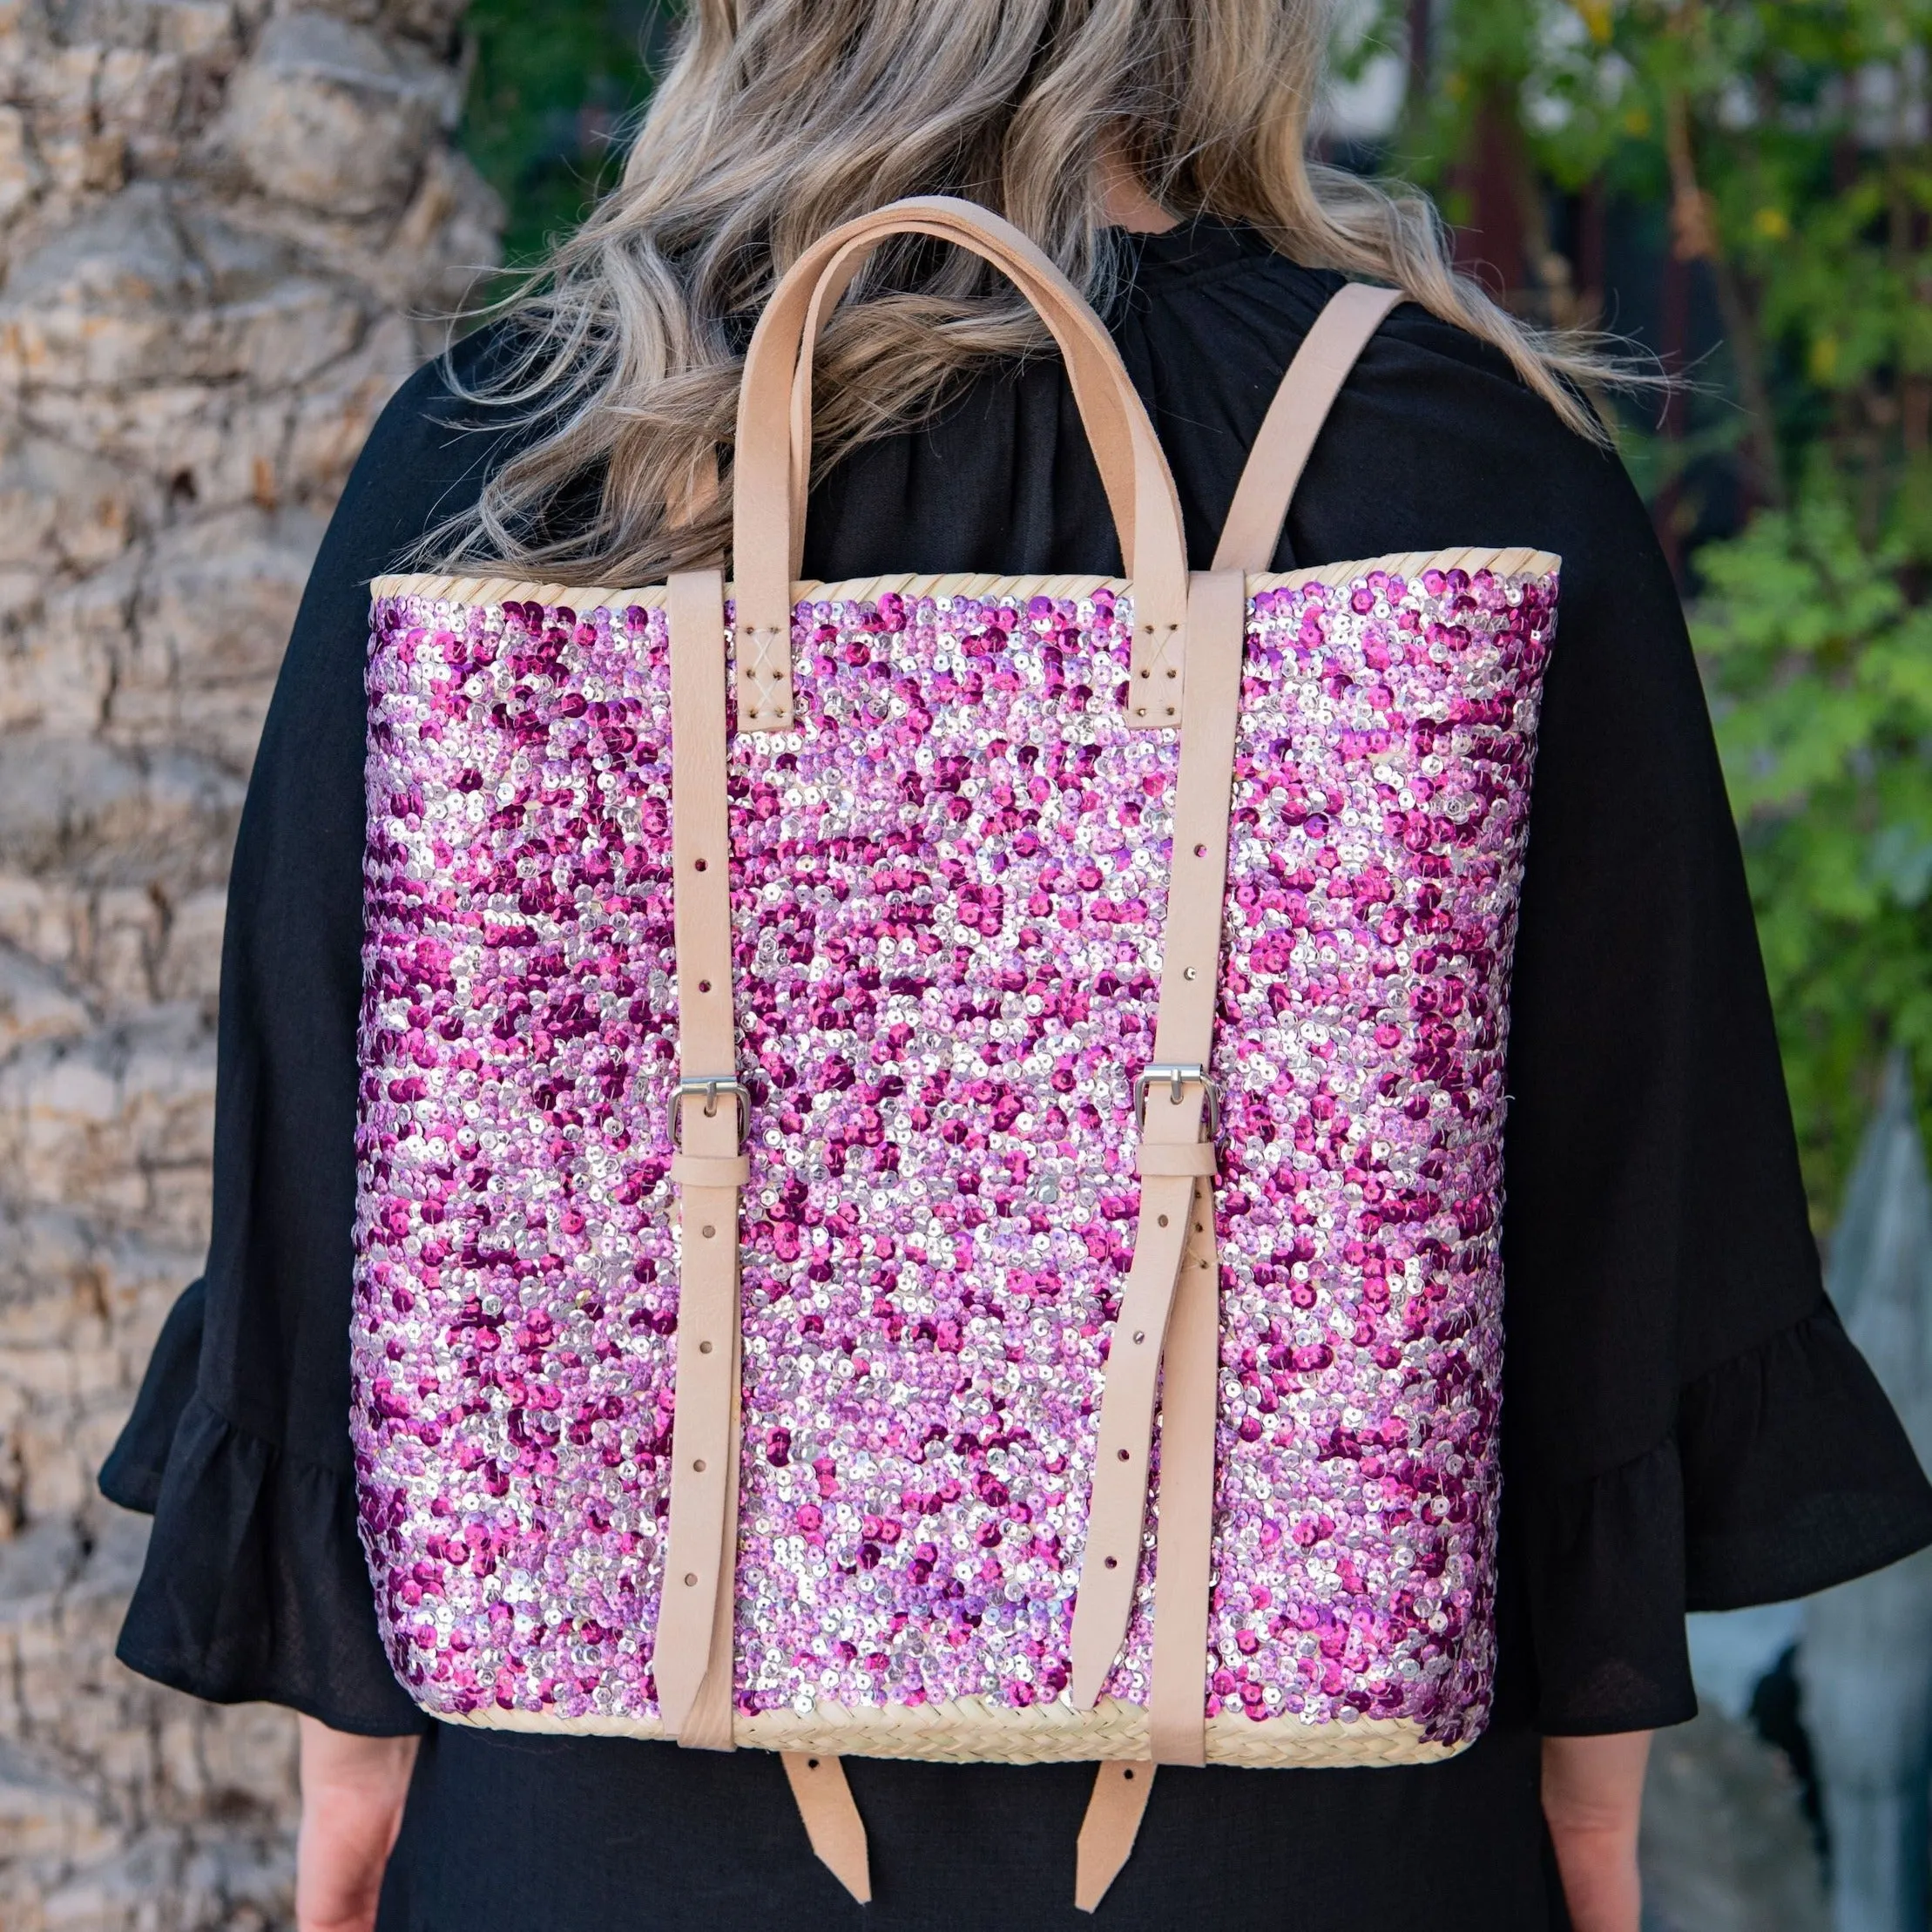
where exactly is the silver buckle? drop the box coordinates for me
[670,1076,750,1152]
[1132,1063,1222,1139]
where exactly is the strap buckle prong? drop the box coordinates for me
[671,1076,750,1153]
[1132,1064,1222,1139]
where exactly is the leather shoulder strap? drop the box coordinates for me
[1211,282,1402,573]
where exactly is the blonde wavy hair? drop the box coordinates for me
[429,0,1619,587]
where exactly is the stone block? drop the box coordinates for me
[86,888,162,1010]
[0,1003,217,1222]
[20,384,295,521]
[157,2,242,59]
[0,103,46,225]
[0,738,242,889]
[93,50,187,163]
[51,1,242,60]
[0,947,93,1057]
[0,431,148,575]
[130,504,322,769]
[141,505,321,686]
[0,184,363,391]
[223,10,459,218]
[381,0,471,48]
[153,886,224,1004]
[0,875,89,979]
[0,1738,116,1869]
[282,308,416,501]
[3,564,131,739]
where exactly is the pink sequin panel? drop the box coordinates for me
[354,563,1554,1744]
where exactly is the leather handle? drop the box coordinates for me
[1211,282,1402,572]
[733,196,1189,732]
[783,227,1143,581]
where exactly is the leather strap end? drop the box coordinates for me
[1074,1761,1155,1913]
[1135,1141,1216,1178]
[671,1152,751,1188]
[781,1753,872,1903]
[674,1671,736,1753]
[1069,1611,1128,1712]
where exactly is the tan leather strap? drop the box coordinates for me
[1211,282,1402,573]
[669,1152,750,1188]
[1071,1193,1219,1907]
[1067,567,1246,1715]
[653,568,746,1747]
[733,197,1188,733]
[784,230,1143,584]
[1147,1177,1219,1766]
[1074,1761,1155,1913]
[1135,1142,1217,1178]
[781,1753,872,1903]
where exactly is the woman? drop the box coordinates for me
[101,3,1932,1929]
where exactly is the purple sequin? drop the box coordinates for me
[352,563,1555,1742]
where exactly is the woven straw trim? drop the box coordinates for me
[431,1692,1467,1769]
[368,546,1559,612]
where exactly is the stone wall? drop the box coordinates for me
[0,3,497,1924]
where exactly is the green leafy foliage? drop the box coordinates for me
[462,0,664,263]
[1378,0,1932,1219]
[1694,490,1932,1209]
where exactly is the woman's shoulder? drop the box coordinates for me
[332,321,529,581]
[1122,219,1634,571]
[1130,219,1606,456]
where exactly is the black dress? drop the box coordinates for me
[102,220,1932,1932]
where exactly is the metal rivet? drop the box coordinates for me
[684,1572,698,1586]
[1138,668,1150,679]
[1157,1213,1168,1227]
[1104,1556,1118,1569]
[1165,667,1177,678]
[1136,706,1147,717]
[1183,966,1197,980]
[1194,843,1207,857]
[693,857,707,872]
[693,1458,706,1472]
[1116,1448,1130,1462]
[807,1757,820,1770]
[701,1224,716,1238]
[1133,1329,1146,1344]
[698,979,711,993]
[699,1339,713,1354]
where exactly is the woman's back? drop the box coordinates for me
[105,210,1932,1929]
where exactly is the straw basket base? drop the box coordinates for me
[436,1692,1469,1769]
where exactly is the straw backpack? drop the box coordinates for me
[354,199,1557,1908]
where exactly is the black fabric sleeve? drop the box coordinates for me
[98,1276,205,1515]
[103,334,520,1735]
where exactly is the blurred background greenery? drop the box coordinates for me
[458,0,1932,1228]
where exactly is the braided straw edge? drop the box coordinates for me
[368,546,1559,612]
[429,1692,1469,1769]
